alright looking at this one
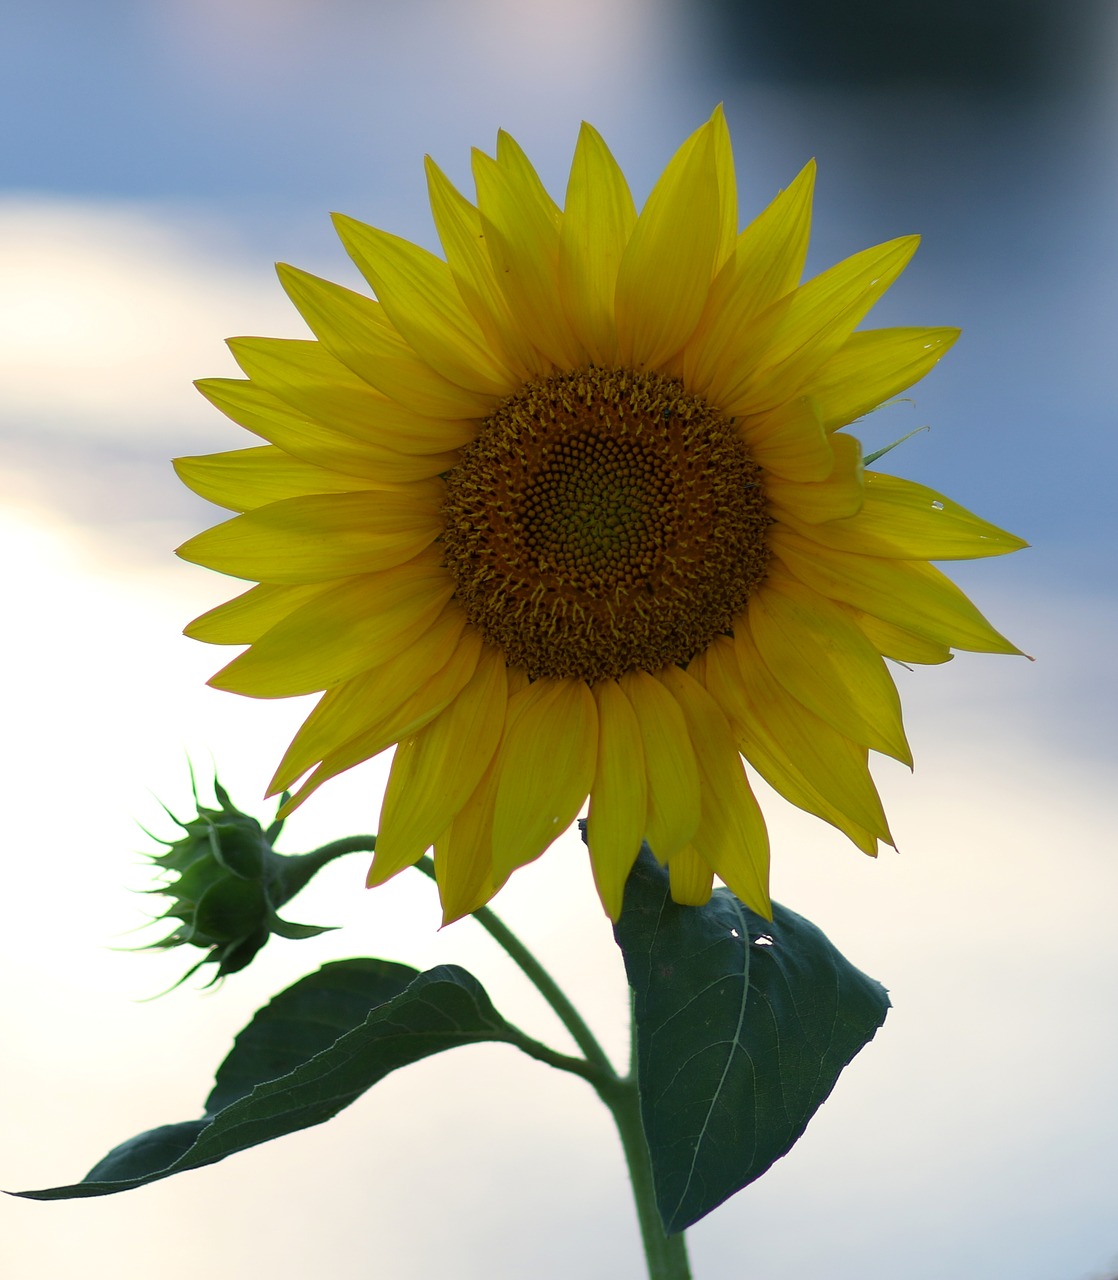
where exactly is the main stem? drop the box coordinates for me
[596,1076,692,1280]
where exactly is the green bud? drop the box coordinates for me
[144,776,337,983]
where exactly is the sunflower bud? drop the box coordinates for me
[146,777,336,982]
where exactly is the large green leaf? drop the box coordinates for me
[614,850,890,1233]
[16,959,516,1200]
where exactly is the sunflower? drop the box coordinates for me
[176,108,1025,924]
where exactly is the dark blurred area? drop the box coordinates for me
[694,0,1104,98]
[678,0,1116,588]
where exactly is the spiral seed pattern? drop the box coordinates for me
[441,367,771,681]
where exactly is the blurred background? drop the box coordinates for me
[2,1,1115,1277]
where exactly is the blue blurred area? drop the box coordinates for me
[6,1,1111,599]
[698,0,1117,593]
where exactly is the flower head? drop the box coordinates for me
[177,109,1025,923]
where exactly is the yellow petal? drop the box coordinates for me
[802,327,960,432]
[667,845,715,907]
[770,525,1024,655]
[332,215,519,397]
[284,650,480,817]
[698,632,889,850]
[434,662,531,922]
[371,645,508,883]
[738,396,833,483]
[749,570,911,764]
[717,236,921,417]
[195,379,461,483]
[209,551,454,697]
[585,679,647,920]
[658,665,771,919]
[614,121,722,369]
[706,104,739,273]
[424,156,544,378]
[177,490,443,584]
[495,130,562,222]
[846,609,953,666]
[734,158,815,289]
[174,446,386,512]
[433,753,502,924]
[277,263,494,419]
[780,470,1029,559]
[271,606,474,793]
[558,122,637,365]
[472,148,585,369]
[226,336,476,454]
[184,581,332,645]
[619,668,700,862]
[683,161,816,396]
[766,430,865,523]
[490,678,598,882]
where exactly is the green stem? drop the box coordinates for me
[274,835,378,905]
[309,837,689,1276]
[300,834,379,860]
[500,1026,609,1085]
[596,1075,692,1280]
[411,857,690,1276]
[297,839,615,1075]
[412,855,617,1079]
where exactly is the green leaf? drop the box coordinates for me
[15,960,517,1200]
[614,849,890,1233]
[205,957,417,1113]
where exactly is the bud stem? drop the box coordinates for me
[276,835,379,906]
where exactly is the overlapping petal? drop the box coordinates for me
[279,622,483,812]
[270,602,471,792]
[697,633,891,850]
[178,488,444,583]
[803,327,960,431]
[333,215,520,396]
[559,123,637,366]
[585,679,648,920]
[472,146,585,369]
[277,264,495,419]
[615,119,723,369]
[681,159,815,394]
[195,378,461,482]
[490,678,599,882]
[227,336,478,453]
[771,525,1023,654]
[748,571,911,765]
[424,157,545,379]
[433,668,531,923]
[185,581,335,646]
[658,665,771,918]
[765,430,865,523]
[371,644,509,883]
[619,670,701,863]
[209,550,454,697]
[713,236,920,415]
[738,395,834,482]
[175,446,387,513]
[781,470,1029,559]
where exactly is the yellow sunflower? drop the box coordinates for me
[176,108,1025,925]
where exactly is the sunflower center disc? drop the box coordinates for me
[441,367,771,681]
